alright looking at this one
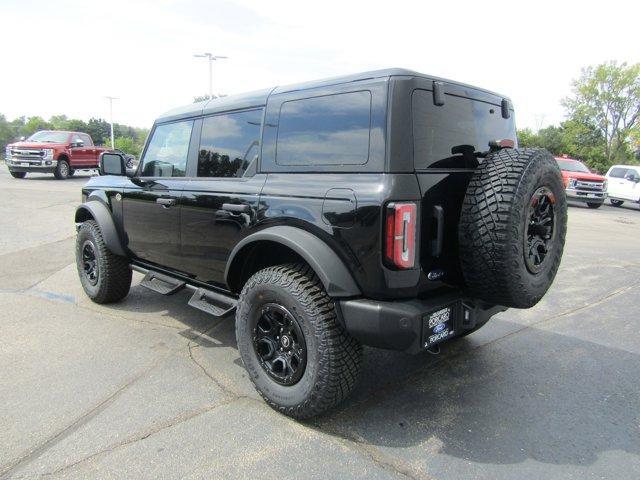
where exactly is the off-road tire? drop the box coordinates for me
[610,199,624,207]
[54,160,70,180]
[459,148,567,309]
[76,220,131,303]
[10,171,26,179]
[587,202,602,209]
[236,263,362,419]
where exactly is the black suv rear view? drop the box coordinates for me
[75,69,567,418]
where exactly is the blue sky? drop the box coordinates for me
[1,0,638,130]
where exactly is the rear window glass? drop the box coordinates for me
[608,167,628,178]
[276,91,371,166]
[412,89,516,169]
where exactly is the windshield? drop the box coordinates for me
[556,159,590,173]
[26,131,70,143]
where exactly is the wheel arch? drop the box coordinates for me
[57,153,69,162]
[75,200,126,257]
[225,226,361,297]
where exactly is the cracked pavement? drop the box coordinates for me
[0,168,639,479]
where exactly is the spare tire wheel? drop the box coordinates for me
[458,148,567,308]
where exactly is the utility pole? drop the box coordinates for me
[193,53,228,99]
[104,96,119,149]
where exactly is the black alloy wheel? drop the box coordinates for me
[253,303,307,386]
[524,186,556,274]
[81,240,99,286]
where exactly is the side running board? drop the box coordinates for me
[133,265,237,319]
[188,288,237,318]
[139,270,186,295]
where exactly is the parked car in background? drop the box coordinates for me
[5,130,108,179]
[555,155,607,209]
[605,165,640,208]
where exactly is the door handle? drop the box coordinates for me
[221,203,251,213]
[156,198,176,207]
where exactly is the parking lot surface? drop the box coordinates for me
[1,168,639,479]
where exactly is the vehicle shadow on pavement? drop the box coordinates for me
[313,322,640,469]
[89,281,640,470]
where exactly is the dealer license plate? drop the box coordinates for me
[423,306,456,348]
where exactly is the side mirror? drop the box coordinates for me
[99,152,126,176]
[19,136,25,141]
[71,140,84,148]
[625,173,639,183]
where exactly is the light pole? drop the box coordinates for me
[193,53,228,99]
[104,96,119,149]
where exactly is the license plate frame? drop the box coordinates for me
[422,303,459,349]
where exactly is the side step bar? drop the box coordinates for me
[139,270,186,295]
[132,265,237,319]
[188,288,237,318]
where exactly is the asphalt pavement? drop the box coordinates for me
[1,167,639,479]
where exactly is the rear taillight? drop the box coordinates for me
[384,202,417,270]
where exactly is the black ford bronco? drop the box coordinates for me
[75,69,567,418]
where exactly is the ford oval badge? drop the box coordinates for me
[428,269,445,281]
[433,323,446,334]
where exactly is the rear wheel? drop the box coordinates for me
[459,148,567,309]
[54,160,70,180]
[610,199,624,207]
[587,202,602,209]
[10,171,26,179]
[75,220,132,303]
[236,263,362,419]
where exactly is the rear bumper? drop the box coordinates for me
[337,292,506,354]
[565,188,607,203]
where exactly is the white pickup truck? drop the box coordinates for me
[606,165,640,208]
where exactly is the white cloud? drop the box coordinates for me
[0,0,637,130]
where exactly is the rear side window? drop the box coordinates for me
[608,167,628,178]
[198,109,262,178]
[276,91,371,166]
[412,89,516,169]
[141,120,193,177]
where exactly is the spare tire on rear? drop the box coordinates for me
[458,148,567,308]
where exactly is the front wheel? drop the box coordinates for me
[75,220,132,303]
[610,199,624,207]
[10,171,26,179]
[587,202,602,209]
[236,263,362,419]
[54,160,70,179]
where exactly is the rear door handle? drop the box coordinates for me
[156,198,176,207]
[221,203,251,213]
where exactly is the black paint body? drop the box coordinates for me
[79,69,516,352]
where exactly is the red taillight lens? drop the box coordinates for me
[384,202,417,270]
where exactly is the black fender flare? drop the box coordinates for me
[75,200,126,257]
[225,226,361,297]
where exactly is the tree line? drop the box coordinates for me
[1,61,637,170]
[0,114,149,157]
[518,61,639,173]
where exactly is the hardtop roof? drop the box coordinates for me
[156,68,511,123]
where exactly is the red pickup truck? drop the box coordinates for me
[5,130,109,180]
[555,155,608,209]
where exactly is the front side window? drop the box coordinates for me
[609,167,628,178]
[198,109,262,178]
[79,133,93,146]
[276,91,371,166]
[140,120,193,177]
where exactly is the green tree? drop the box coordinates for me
[22,116,52,137]
[563,61,640,166]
